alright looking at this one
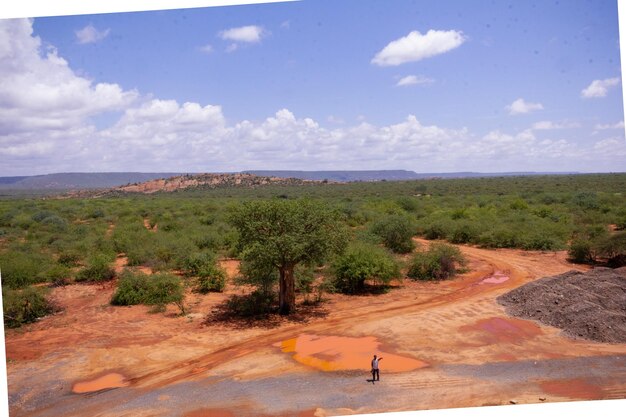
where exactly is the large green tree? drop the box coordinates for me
[230,199,347,315]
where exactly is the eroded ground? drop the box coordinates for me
[5,240,626,416]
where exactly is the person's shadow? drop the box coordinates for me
[366,378,376,384]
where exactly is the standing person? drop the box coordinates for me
[371,354,383,382]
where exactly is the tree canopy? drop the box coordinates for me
[229,198,347,314]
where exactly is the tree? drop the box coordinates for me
[229,199,347,315]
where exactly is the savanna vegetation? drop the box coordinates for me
[1,173,625,326]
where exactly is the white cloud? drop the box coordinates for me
[199,44,213,54]
[396,75,434,87]
[506,98,544,115]
[531,120,580,130]
[219,25,265,43]
[372,29,466,66]
[280,20,290,29]
[75,24,110,44]
[595,121,625,130]
[327,115,345,125]
[3,19,626,175]
[581,77,620,98]
[0,19,137,136]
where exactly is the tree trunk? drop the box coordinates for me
[279,265,296,315]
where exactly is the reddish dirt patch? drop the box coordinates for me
[184,409,236,417]
[72,372,129,393]
[219,259,240,280]
[540,378,604,400]
[480,271,509,284]
[459,317,543,345]
[143,218,157,232]
[275,334,428,372]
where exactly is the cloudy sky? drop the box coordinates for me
[0,0,625,175]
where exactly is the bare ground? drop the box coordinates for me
[5,239,626,416]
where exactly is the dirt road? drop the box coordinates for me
[5,241,626,416]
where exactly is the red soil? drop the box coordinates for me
[7,239,626,416]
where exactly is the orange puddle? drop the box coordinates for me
[72,372,129,394]
[540,378,604,400]
[459,317,543,345]
[275,334,428,372]
[184,408,317,417]
[480,271,509,284]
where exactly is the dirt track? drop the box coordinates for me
[5,240,626,416]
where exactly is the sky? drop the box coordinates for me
[0,0,625,175]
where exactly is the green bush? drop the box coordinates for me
[568,239,595,264]
[111,271,151,305]
[111,271,186,313]
[407,243,466,281]
[3,286,55,328]
[596,231,626,267]
[370,214,416,253]
[75,255,115,282]
[332,243,400,294]
[181,252,226,292]
[44,264,72,286]
[236,257,278,296]
[57,251,82,267]
[0,251,53,289]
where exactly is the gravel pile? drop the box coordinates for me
[497,267,626,343]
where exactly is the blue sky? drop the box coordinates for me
[0,0,624,175]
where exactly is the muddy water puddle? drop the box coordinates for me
[459,317,543,345]
[480,271,510,284]
[275,334,428,372]
[72,372,129,394]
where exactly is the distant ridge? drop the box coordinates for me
[244,170,421,182]
[0,172,182,190]
[245,170,580,182]
[0,170,582,191]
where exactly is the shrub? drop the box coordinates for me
[111,271,151,305]
[75,255,115,282]
[407,243,466,281]
[111,272,186,314]
[450,221,481,244]
[44,264,72,286]
[295,264,316,303]
[41,215,68,231]
[0,251,52,289]
[3,286,55,328]
[181,252,227,292]
[332,243,400,294]
[370,215,416,253]
[236,257,278,296]
[568,239,595,264]
[596,231,626,267]
[57,251,82,267]
[422,221,450,240]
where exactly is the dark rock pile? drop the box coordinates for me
[497,267,626,343]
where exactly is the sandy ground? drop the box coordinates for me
[5,239,626,416]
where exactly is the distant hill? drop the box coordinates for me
[245,170,579,182]
[108,173,319,194]
[0,170,582,191]
[0,172,182,190]
[244,170,422,182]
